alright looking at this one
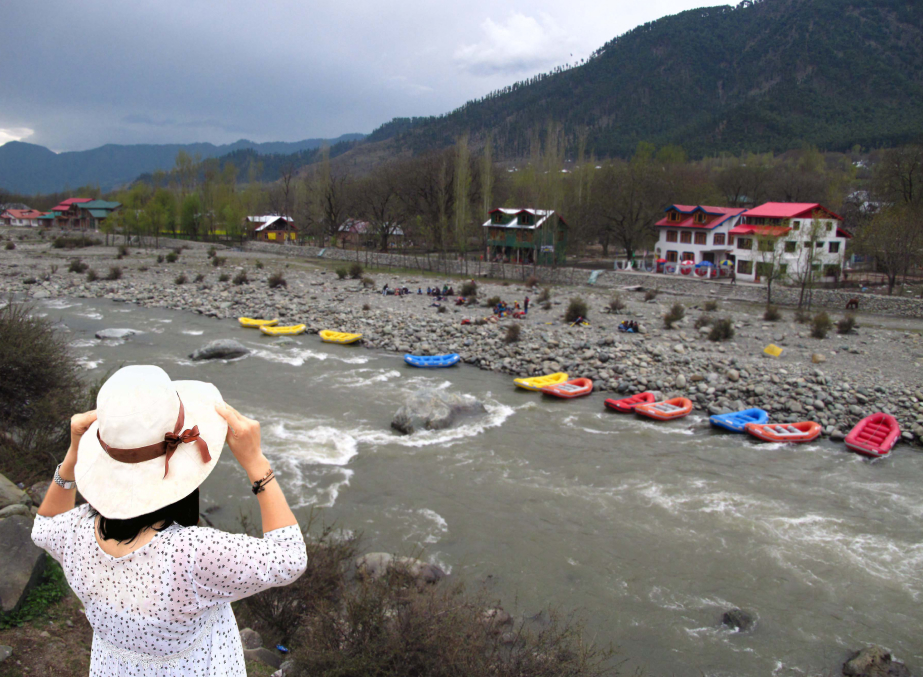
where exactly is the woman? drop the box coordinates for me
[32,365,307,675]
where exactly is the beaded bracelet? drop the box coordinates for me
[251,468,276,495]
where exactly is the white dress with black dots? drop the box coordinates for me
[32,504,307,676]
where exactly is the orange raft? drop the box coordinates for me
[541,377,594,399]
[745,421,822,443]
[634,397,693,421]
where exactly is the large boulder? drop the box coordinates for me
[721,607,754,632]
[95,328,139,340]
[0,515,46,615]
[843,646,911,677]
[356,553,447,585]
[391,389,487,434]
[0,475,26,510]
[189,339,250,361]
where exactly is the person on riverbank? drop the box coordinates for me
[31,365,307,676]
[524,296,530,314]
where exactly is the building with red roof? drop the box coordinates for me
[48,197,94,228]
[654,205,747,274]
[0,208,46,227]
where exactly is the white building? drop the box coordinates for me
[730,203,850,284]
[0,208,45,227]
[654,205,747,275]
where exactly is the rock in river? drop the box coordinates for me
[95,328,139,340]
[721,607,754,632]
[391,388,487,434]
[843,645,911,677]
[189,339,250,361]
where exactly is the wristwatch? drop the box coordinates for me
[53,464,76,490]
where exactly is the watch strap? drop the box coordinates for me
[54,464,76,490]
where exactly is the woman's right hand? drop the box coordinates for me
[215,403,270,480]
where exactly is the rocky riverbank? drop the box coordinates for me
[3,236,923,447]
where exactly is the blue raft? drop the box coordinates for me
[710,408,769,433]
[404,353,461,368]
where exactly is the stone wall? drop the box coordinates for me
[235,241,923,318]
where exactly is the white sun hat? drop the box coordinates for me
[75,365,228,519]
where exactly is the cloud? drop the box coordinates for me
[454,12,576,77]
[0,127,35,145]
[386,76,435,96]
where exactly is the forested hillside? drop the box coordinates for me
[370,0,923,158]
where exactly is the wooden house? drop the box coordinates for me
[483,208,567,265]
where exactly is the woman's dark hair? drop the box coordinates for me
[90,489,200,544]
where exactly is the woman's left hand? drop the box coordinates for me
[69,410,98,452]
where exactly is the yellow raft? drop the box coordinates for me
[260,324,306,336]
[319,330,362,344]
[239,317,279,328]
[514,372,569,391]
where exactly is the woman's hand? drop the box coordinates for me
[215,403,270,482]
[69,410,97,451]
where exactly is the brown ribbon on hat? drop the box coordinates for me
[96,398,211,478]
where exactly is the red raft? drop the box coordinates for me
[604,392,655,413]
[542,377,594,399]
[845,413,900,458]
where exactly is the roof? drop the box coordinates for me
[86,209,111,218]
[51,197,93,212]
[3,209,45,219]
[655,205,746,230]
[483,208,564,230]
[729,225,791,237]
[338,220,403,236]
[247,215,293,224]
[78,200,121,210]
[743,202,843,221]
[252,215,296,232]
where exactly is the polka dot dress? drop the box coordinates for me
[32,504,307,676]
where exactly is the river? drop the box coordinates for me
[37,296,922,676]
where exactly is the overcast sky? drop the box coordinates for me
[1,0,711,152]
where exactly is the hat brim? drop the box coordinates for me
[75,380,228,519]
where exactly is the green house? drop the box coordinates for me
[483,208,568,265]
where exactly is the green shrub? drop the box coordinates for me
[694,314,713,329]
[68,258,88,273]
[837,314,857,334]
[0,559,68,629]
[437,305,448,313]
[537,287,552,303]
[218,272,230,282]
[348,262,364,279]
[165,252,178,263]
[483,296,502,308]
[461,281,478,297]
[663,302,685,329]
[118,245,129,257]
[4,241,14,250]
[362,303,371,311]
[52,235,99,249]
[565,297,589,323]
[255,260,264,269]
[704,300,718,312]
[86,269,98,282]
[708,318,735,341]
[175,274,187,285]
[644,289,658,301]
[156,254,165,264]
[361,276,375,288]
[268,272,287,288]
[608,293,625,313]
[524,274,540,288]
[105,266,122,281]
[794,307,811,323]
[207,247,216,258]
[335,267,348,279]
[504,324,521,343]
[811,311,832,339]
[764,305,781,322]
[233,271,249,285]
[212,256,226,267]
[194,273,205,283]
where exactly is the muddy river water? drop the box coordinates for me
[36,296,922,676]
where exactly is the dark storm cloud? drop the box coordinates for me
[0,0,708,151]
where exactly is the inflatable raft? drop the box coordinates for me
[542,378,593,399]
[260,324,306,336]
[745,421,821,443]
[319,330,362,344]
[239,317,279,328]
[404,353,461,368]
[845,413,900,458]
[635,397,693,421]
[604,392,655,413]
[710,408,769,433]
[514,372,569,391]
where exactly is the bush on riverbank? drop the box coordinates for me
[268,272,287,289]
[643,289,658,301]
[239,519,614,677]
[335,267,348,279]
[52,236,99,249]
[694,314,713,329]
[764,305,781,322]
[461,281,477,297]
[608,293,625,313]
[212,256,226,267]
[565,297,589,323]
[704,300,718,312]
[708,318,735,341]
[175,274,187,285]
[86,269,98,282]
[504,324,521,343]
[165,252,178,263]
[233,271,249,285]
[67,258,88,273]
[663,303,685,329]
[4,241,14,250]
[811,312,832,339]
[349,262,364,279]
[837,314,857,334]
[105,266,122,281]
[0,301,98,484]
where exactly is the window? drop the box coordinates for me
[815,241,824,248]
[784,241,797,253]
[693,212,706,224]
[666,230,678,243]
[666,250,678,262]
[756,262,775,278]
[779,263,788,275]
[681,252,695,262]
[713,233,726,246]
[826,222,833,232]
[737,238,753,250]
[520,213,533,225]
[493,213,504,224]
[737,260,753,275]
[792,221,801,230]
[828,241,840,253]
[824,264,841,277]
[668,211,681,222]
[694,232,707,245]
[680,231,692,244]
[758,238,776,252]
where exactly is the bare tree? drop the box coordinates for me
[853,207,923,294]
[357,164,406,252]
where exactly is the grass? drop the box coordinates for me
[349,262,363,279]
[694,314,713,329]
[175,274,187,285]
[52,236,100,249]
[837,314,857,334]
[255,260,264,269]
[811,311,832,339]
[565,297,589,323]
[335,267,348,279]
[165,252,178,263]
[86,269,98,282]
[194,273,205,283]
[704,300,718,312]
[67,259,88,273]
[218,272,230,282]
[644,289,658,301]
[361,276,375,288]
[663,302,685,329]
[212,256,226,267]
[708,318,735,341]
[0,560,68,630]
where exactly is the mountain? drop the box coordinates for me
[0,134,364,194]
[368,0,923,159]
